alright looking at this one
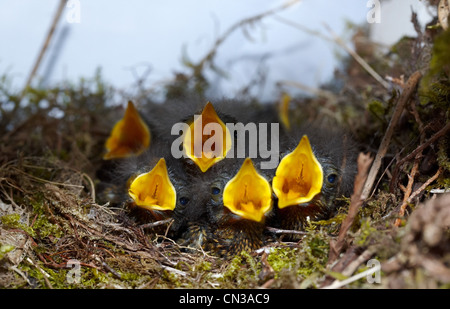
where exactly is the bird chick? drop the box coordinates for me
[115,146,192,238]
[202,158,274,257]
[96,99,194,237]
[103,100,151,160]
[270,125,357,235]
[97,100,167,205]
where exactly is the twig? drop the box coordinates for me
[26,257,53,289]
[22,0,65,97]
[102,261,122,279]
[408,168,443,203]
[82,173,96,203]
[323,23,390,90]
[192,0,301,74]
[322,261,380,289]
[390,122,450,193]
[139,218,173,230]
[394,158,419,227]
[12,166,84,189]
[160,265,188,277]
[394,167,443,226]
[328,153,373,264]
[362,71,422,199]
[274,17,390,90]
[265,226,308,235]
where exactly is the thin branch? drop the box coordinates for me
[390,121,450,192]
[394,167,443,226]
[322,260,380,289]
[362,71,422,199]
[274,15,390,90]
[139,218,173,230]
[328,152,373,264]
[22,0,66,96]
[323,23,390,90]
[408,168,443,203]
[394,158,420,227]
[265,226,308,236]
[192,0,301,73]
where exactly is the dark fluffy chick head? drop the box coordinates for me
[199,158,274,256]
[271,124,357,230]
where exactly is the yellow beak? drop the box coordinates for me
[223,158,273,222]
[128,158,176,211]
[272,135,323,209]
[103,101,151,160]
[183,102,232,172]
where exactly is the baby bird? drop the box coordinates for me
[201,158,274,256]
[269,124,357,235]
[97,100,166,205]
[97,100,193,238]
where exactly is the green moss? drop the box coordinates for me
[368,100,387,123]
[420,28,450,107]
[437,137,450,174]
[355,218,378,246]
[0,244,15,260]
[267,247,299,274]
[1,213,35,237]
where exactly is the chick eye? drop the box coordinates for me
[179,197,189,205]
[327,173,337,184]
[211,187,221,195]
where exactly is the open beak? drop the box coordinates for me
[103,101,151,160]
[223,158,273,222]
[183,101,232,172]
[272,135,323,209]
[128,158,176,211]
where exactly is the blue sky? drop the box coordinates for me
[0,0,432,101]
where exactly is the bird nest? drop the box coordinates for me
[1,6,450,289]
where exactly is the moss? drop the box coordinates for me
[425,29,450,81]
[437,137,450,174]
[1,213,35,237]
[354,218,378,246]
[267,247,299,274]
[0,244,15,260]
[218,251,260,288]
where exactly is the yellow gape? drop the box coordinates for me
[128,158,176,211]
[183,102,232,172]
[223,158,273,222]
[272,135,323,208]
[103,101,150,160]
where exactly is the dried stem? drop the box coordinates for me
[193,0,301,74]
[390,121,450,193]
[394,159,420,227]
[363,71,422,199]
[22,0,65,96]
[323,23,390,90]
[328,152,373,264]
[394,167,443,226]
[265,226,308,235]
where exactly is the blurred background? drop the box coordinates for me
[0,0,432,102]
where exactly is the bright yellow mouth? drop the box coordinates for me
[103,101,150,160]
[183,102,232,172]
[272,135,323,209]
[223,158,273,222]
[128,158,176,211]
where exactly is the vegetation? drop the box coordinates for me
[0,1,449,289]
